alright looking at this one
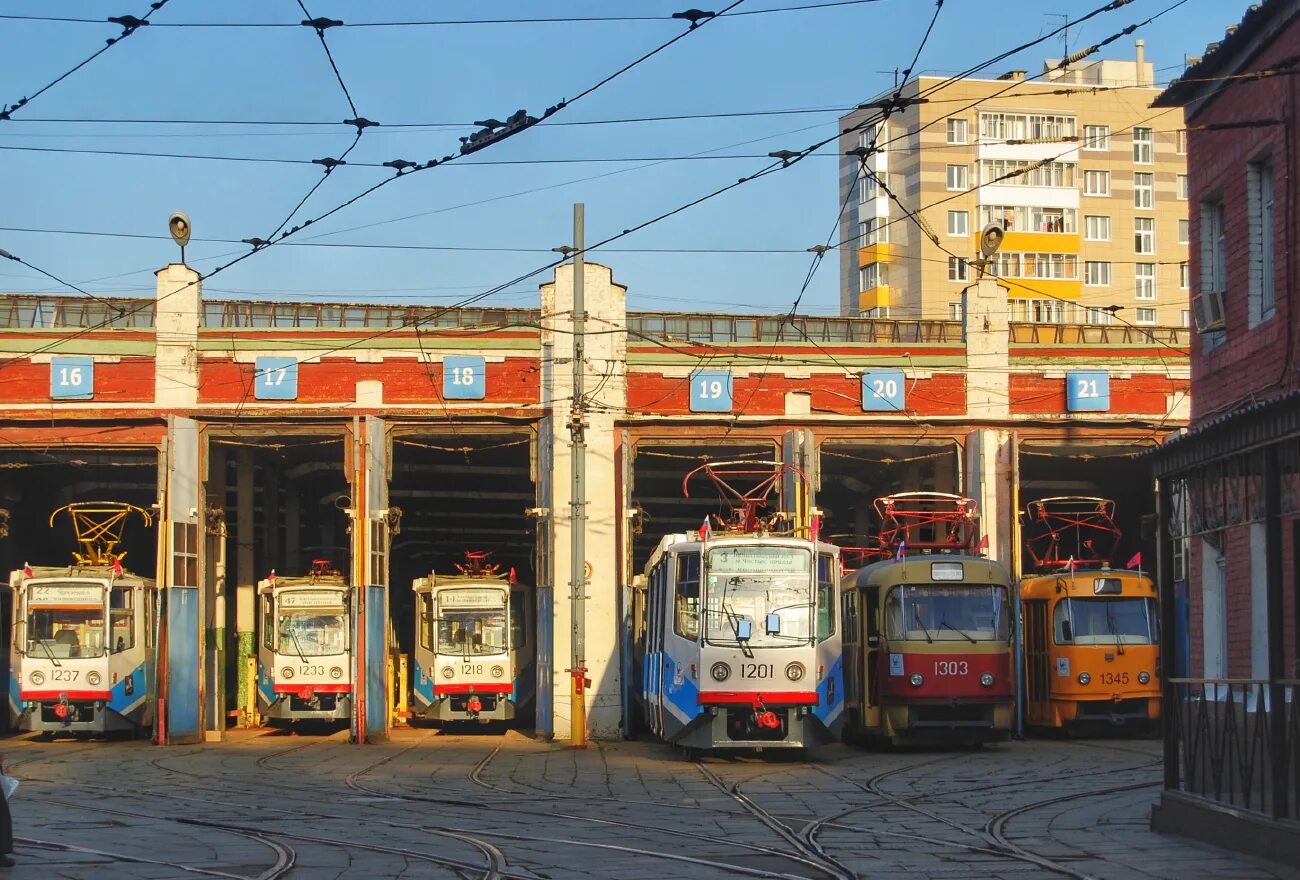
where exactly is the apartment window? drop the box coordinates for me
[948,301,964,320]
[863,217,889,246]
[1134,217,1155,254]
[948,257,969,282]
[1180,309,1190,327]
[981,205,1075,233]
[1085,261,1112,286]
[946,164,969,190]
[979,159,1076,188]
[858,175,875,203]
[1085,307,1116,326]
[1201,198,1226,294]
[857,221,869,245]
[860,262,887,291]
[1248,159,1276,323]
[1136,307,1157,324]
[859,124,879,152]
[1084,215,1111,241]
[947,210,969,237]
[946,118,968,144]
[1134,172,1154,209]
[1175,129,1188,155]
[1133,127,1154,164]
[1084,170,1110,196]
[978,112,1076,141]
[1083,124,1110,151]
[1177,174,1189,200]
[1178,219,1189,244]
[1180,261,1189,289]
[1136,263,1156,299]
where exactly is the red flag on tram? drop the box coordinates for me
[1126,551,1142,570]
[698,516,712,542]
[975,534,989,554]
[810,514,821,543]
[112,557,123,577]
[22,561,33,578]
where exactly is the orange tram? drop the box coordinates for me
[1019,498,1160,734]
[840,494,1015,746]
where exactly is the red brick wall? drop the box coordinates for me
[0,358,155,404]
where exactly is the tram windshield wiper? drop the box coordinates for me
[1105,603,1125,655]
[33,636,61,668]
[938,620,977,644]
[911,604,933,644]
[286,626,310,663]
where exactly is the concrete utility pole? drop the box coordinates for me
[568,203,588,747]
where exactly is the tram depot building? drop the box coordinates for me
[0,261,1191,743]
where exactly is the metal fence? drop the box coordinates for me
[1168,678,1299,819]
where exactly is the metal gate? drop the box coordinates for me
[351,416,391,743]
[161,416,203,744]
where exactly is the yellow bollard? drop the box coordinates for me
[395,654,409,726]
[386,656,395,730]
[245,656,261,728]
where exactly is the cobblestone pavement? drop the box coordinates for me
[1,727,1295,879]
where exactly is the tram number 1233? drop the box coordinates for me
[933,660,970,676]
[741,663,774,679]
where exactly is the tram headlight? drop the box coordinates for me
[909,673,924,687]
[710,662,731,682]
[29,670,44,686]
[441,666,455,680]
[1077,672,1091,686]
[979,673,995,688]
[281,667,294,680]
[86,671,101,686]
[491,665,505,679]
[785,662,806,682]
[1138,671,1151,685]
[330,666,343,680]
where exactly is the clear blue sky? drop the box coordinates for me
[0,0,1239,314]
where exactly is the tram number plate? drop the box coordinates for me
[461,663,485,676]
[1098,672,1130,685]
[933,660,969,676]
[740,663,773,679]
[51,669,80,682]
[299,665,326,676]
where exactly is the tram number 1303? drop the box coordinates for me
[933,660,970,676]
[740,663,774,679]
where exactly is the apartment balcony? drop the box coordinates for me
[992,231,1081,254]
[857,285,891,312]
[858,243,892,267]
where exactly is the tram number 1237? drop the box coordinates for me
[741,663,774,679]
[933,660,970,676]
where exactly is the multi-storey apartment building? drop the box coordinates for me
[838,42,1189,326]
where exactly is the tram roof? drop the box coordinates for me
[257,575,348,593]
[841,554,1010,590]
[1020,567,1155,599]
[6,565,153,589]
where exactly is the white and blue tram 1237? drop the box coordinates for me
[634,532,844,751]
[6,502,159,737]
[256,569,353,723]
[411,552,534,724]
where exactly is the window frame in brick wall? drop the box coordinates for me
[1133,127,1154,164]
[1083,124,1110,151]
[1134,217,1156,254]
[1178,218,1190,245]
[946,164,969,191]
[1177,174,1189,200]
[1084,170,1110,196]
[946,117,968,144]
[1084,214,1111,241]
[947,210,969,237]
[1247,158,1276,326]
[1135,306,1157,324]
[1135,263,1157,300]
[948,256,969,282]
[1085,260,1112,287]
[1134,172,1154,209]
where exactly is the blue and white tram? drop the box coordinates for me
[7,565,157,736]
[634,532,844,751]
[411,553,534,724]
[256,569,353,723]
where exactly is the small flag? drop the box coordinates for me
[112,557,123,577]
[896,540,907,560]
[1067,555,1076,573]
[975,534,989,554]
[810,514,821,543]
[22,561,33,578]
[698,516,712,542]
[1126,551,1142,570]
[267,569,276,586]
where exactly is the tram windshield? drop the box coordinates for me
[277,611,348,657]
[704,545,817,647]
[1054,597,1157,645]
[436,588,508,655]
[884,585,1009,643]
[26,606,105,659]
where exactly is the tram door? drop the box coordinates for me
[351,416,391,743]
[862,587,882,730]
[162,416,203,744]
[1023,599,1051,725]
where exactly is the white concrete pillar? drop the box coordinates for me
[540,262,627,740]
[964,277,1010,420]
[966,429,1017,568]
[154,263,201,408]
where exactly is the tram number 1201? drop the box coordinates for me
[740,663,773,679]
[933,660,969,676]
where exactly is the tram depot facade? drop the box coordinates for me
[0,262,1191,743]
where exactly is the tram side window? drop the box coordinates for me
[261,595,275,650]
[674,553,700,639]
[510,593,526,649]
[419,593,435,650]
[110,587,134,652]
[816,554,836,639]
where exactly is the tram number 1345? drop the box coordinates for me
[933,660,970,676]
[741,663,774,679]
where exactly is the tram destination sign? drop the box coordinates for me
[707,546,809,574]
[438,588,506,608]
[28,583,104,604]
[279,590,346,608]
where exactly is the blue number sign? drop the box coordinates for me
[689,369,733,412]
[1066,370,1110,412]
[254,357,299,400]
[861,369,905,411]
[443,356,486,399]
[50,356,94,400]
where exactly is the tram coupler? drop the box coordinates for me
[755,710,781,730]
[466,695,483,716]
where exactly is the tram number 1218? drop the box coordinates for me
[462,663,485,676]
[741,663,773,679]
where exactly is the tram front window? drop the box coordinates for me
[885,585,1009,643]
[278,612,347,657]
[705,545,815,647]
[1055,598,1156,645]
[27,607,105,659]
[438,609,507,655]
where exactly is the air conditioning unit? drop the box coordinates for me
[1192,290,1225,332]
